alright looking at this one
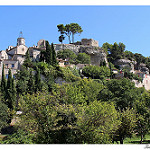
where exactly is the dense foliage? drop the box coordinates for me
[82,65,110,80]
[0,40,150,144]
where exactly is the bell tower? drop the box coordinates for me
[17,31,25,46]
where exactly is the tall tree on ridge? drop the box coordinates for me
[69,23,83,43]
[57,23,83,44]
[51,43,57,67]
[65,24,71,43]
[45,41,52,65]
[57,24,65,44]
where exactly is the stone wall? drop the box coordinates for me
[81,39,99,47]
[54,44,80,54]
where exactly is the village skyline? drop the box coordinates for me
[0,6,150,57]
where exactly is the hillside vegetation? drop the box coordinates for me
[0,40,150,144]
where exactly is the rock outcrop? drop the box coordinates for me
[54,44,108,66]
[114,59,135,71]
[79,46,108,66]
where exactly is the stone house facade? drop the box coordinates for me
[0,34,45,79]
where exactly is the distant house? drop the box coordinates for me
[57,59,69,67]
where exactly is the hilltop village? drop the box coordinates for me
[0,33,150,90]
[0,32,150,144]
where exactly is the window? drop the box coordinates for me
[22,48,24,51]
[12,64,14,68]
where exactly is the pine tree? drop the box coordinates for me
[1,64,6,99]
[45,41,52,65]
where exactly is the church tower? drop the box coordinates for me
[17,31,25,46]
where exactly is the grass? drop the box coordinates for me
[124,134,150,144]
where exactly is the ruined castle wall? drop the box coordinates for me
[81,39,99,47]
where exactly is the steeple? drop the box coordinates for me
[17,31,25,46]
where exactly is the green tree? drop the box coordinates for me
[0,129,35,144]
[16,66,30,94]
[124,50,135,61]
[76,53,91,64]
[0,101,9,132]
[103,42,125,63]
[45,41,57,67]
[18,93,81,144]
[113,108,137,144]
[82,65,110,80]
[23,49,32,67]
[1,64,6,100]
[51,43,58,66]
[57,49,77,63]
[59,67,81,82]
[45,41,52,65]
[134,53,145,70]
[57,24,65,44]
[57,23,83,43]
[98,78,140,110]
[100,60,106,67]
[69,23,83,43]
[57,24,65,34]
[27,69,35,94]
[134,92,150,143]
[77,101,120,144]
[102,42,112,55]
[39,50,46,62]
[6,69,14,110]
[59,35,65,44]
[64,24,71,43]
[35,67,42,92]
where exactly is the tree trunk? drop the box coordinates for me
[68,36,71,44]
[120,137,124,144]
[140,134,143,144]
[72,33,74,43]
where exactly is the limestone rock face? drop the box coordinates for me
[79,46,108,66]
[54,44,108,66]
[114,59,135,71]
[139,63,149,74]
[54,44,80,54]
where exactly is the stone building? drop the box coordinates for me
[0,33,45,79]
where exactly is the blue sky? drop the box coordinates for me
[0,6,150,57]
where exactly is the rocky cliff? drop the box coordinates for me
[79,46,108,66]
[54,44,108,66]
